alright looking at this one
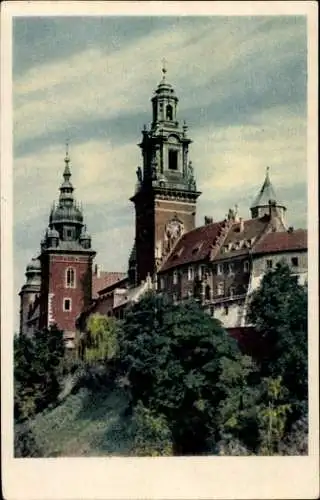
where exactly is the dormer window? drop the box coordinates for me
[65,267,76,288]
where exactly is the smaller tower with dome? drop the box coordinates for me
[19,257,41,336]
[19,145,97,346]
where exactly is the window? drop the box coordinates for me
[173,270,178,285]
[229,287,235,298]
[159,277,165,290]
[291,257,299,267]
[168,150,178,170]
[188,266,194,281]
[166,104,173,121]
[243,260,249,273]
[217,263,223,276]
[228,262,235,276]
[224,305,229,316]
[217,282,224,296]
[199,265,206,279]
[266,259,273,269]
[205,285,211,301]
[66,267,75,288]
[63,298,71,312]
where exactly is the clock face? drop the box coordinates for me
[166,218,184,240]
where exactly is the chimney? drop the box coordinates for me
[239,217,244,232]
[204,216,213,225]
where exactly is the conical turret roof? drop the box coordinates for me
[251,167,284,209]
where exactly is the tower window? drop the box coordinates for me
[166,104,173,121]
[168,150,178,170]
[63,298,71,312]
[66,267,76,288]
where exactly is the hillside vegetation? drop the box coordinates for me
[14,263,308,457]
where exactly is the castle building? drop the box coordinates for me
[19,69,308,348]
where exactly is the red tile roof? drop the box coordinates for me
[214,215,270,261]
[160,221,225,272]
[92,271,127,298]
[252,229,307,255]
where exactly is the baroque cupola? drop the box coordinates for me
[250,167,286,222]
[41,146,93,251]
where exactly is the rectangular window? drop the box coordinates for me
[188,266,194,281]
[224,305,229,316]
[291,257,299,267]
[63,298,71,312]
[217,263,223,276]
[159,277,165,290]
[266,259,273,269]
[228,263,235,276]
[168,150,178,170]
[66,267,76,288]
[199,265,206,279]
[173,270,178,285]
[243,260,249,273]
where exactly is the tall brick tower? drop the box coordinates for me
[38,148,96,346]
[130,64,201,284]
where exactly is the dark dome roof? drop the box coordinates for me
[26,258,41,273]
[50,204,83,224]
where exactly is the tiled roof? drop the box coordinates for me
[160,221,225,272]
[92,271,127,298]
[252,229,307,255]
[214,215,270,261]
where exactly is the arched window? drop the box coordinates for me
[65,267,76,288]
[166,104,173,120]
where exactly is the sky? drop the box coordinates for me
[13,15,308,331]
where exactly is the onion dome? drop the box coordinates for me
[153,62,178,101]
[49,149,84,227]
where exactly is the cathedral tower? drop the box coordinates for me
[38,148,96,345]
[130,66,201,284]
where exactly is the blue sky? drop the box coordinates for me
[13,15,307,330]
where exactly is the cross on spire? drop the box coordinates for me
[65,138,70,164]
[161,57,167,79]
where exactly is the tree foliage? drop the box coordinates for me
[14,325,65,421]
[78,313,119,365]
[120,293,259,454]
[131,401,173,456]
[247,261,308,421]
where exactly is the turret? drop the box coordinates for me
[250,167,286,222]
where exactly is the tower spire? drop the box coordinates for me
[161,57,167,80]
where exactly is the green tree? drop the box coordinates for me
[120,293,258,454]
[131,401,173,456]
[14,325,65,420]
[247,261,308,420]
[78,313,119,365]
[257,376,291,455]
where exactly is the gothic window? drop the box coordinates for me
[63,298,71,312]
[66,267,76,288]
[166,104,173,120]
[168,150,178,170]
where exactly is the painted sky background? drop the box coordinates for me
[13,15,307,331]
